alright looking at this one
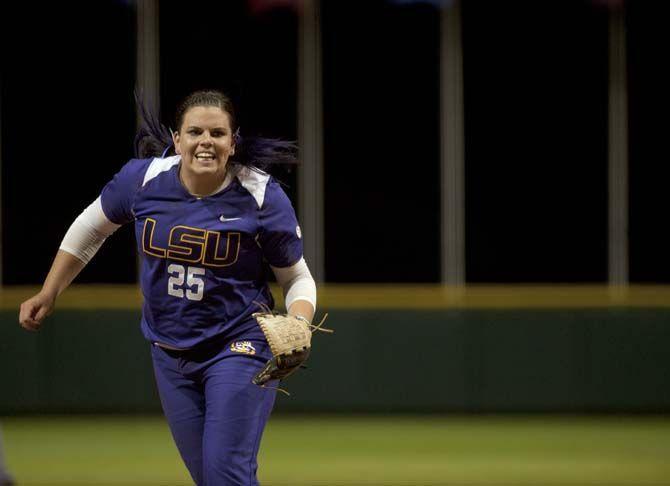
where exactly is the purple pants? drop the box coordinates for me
[150,332,277,486]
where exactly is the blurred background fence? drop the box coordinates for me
[1,0,669,414]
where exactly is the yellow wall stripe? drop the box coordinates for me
[4,284,670,310]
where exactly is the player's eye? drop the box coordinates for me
[187,128,201,135]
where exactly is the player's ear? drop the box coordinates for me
[172,129,181,155]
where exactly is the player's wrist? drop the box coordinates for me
[38,287,58,303]
[292,314,311,325]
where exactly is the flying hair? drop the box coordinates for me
[133,89,298,171]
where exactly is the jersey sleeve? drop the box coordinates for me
[258,181,303,268]
[99,158,151,224]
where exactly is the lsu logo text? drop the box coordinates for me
[230,341,256,355]
[142,218,240,267]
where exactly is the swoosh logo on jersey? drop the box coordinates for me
[219,215,242,222]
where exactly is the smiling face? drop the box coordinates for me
[172,105,236,183]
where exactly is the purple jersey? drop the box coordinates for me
[100,156,302,349]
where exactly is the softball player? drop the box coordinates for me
[19,90,317,485]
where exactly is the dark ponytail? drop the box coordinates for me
[134,90,297,169]
[133,91,173,159]
[232,133,297,168]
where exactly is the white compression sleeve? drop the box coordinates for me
[59,197,121,264]
[271,257,317,311]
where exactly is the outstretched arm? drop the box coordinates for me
[18,197,121,331]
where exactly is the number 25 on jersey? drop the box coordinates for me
[168,264,205,301]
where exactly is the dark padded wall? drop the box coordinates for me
[3,308,669,414]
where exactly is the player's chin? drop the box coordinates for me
[190,159,221,174]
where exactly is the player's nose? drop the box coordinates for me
[199,132,213,145]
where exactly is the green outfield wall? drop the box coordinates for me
[2,303,670,413]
